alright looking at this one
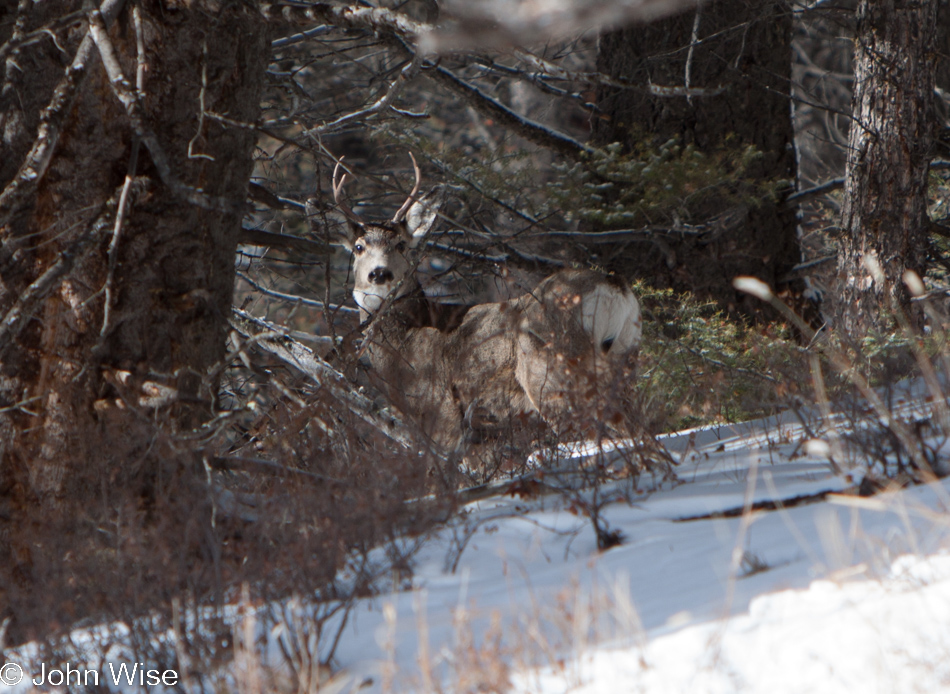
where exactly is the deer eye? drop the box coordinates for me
[395,241,407,253]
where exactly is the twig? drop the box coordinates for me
[271,24,332,49]
[100,3,147,341]
[210,456,344,485]
[248,182,308,211]
[303,49,426,138]
[0,9,86,63]
[684,6,702,105]
[520,226,706,243]
[187,40,214,161]
[260,4,601,159]
[784,177,844,206]
[734,277,936,477]
[100,176,134,339]
[511,48,722,98]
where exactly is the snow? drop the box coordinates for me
[6,395,950,693]
[315,406,950,693]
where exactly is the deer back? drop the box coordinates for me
[514,270,642,431]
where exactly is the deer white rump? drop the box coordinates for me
[331,155,642,458]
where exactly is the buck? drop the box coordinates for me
[332,154,642,461]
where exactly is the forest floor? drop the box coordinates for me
[6,380,950,693]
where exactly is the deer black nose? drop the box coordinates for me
[368,267,394,285]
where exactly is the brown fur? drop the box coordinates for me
[334,161,643,460]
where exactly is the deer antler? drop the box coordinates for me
[391,152,422,224]
[332,157,363,226]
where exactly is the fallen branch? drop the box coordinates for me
[230,308,417,449]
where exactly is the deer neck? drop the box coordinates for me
[358,280,432,330]
[359,282,472,335]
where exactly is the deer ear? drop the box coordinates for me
[340,219,363,251]
[406,185,444,248]
[308,197,360,251]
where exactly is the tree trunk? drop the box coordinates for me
[835,0,936,334]
[935,2,950,162]
[592,0,798,313]
[0,2,267,500]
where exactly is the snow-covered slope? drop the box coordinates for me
[6,400,950,693]
[317,407,950,692]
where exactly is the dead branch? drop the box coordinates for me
[230,308,417,449]
[0,10,85,63]
[238,227,332,255]
[248,182,308,211]
[236,272,357,314]
[427,65,594,160]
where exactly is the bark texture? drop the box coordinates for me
[0,2,267,498]
[835,0,937,334]
[592,0,798,312]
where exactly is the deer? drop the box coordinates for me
[331,154,642,470]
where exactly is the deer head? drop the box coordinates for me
[333,154,440,319]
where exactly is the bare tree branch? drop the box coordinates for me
[248,182,307,211]
[0,9,85,63]
[238,227,333,255]
[786,160,950,207]
[303,49,426,137]
[427,65,594,160]
[261,3,595,158]
[236,272,356,313]
[260,3,432,40]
